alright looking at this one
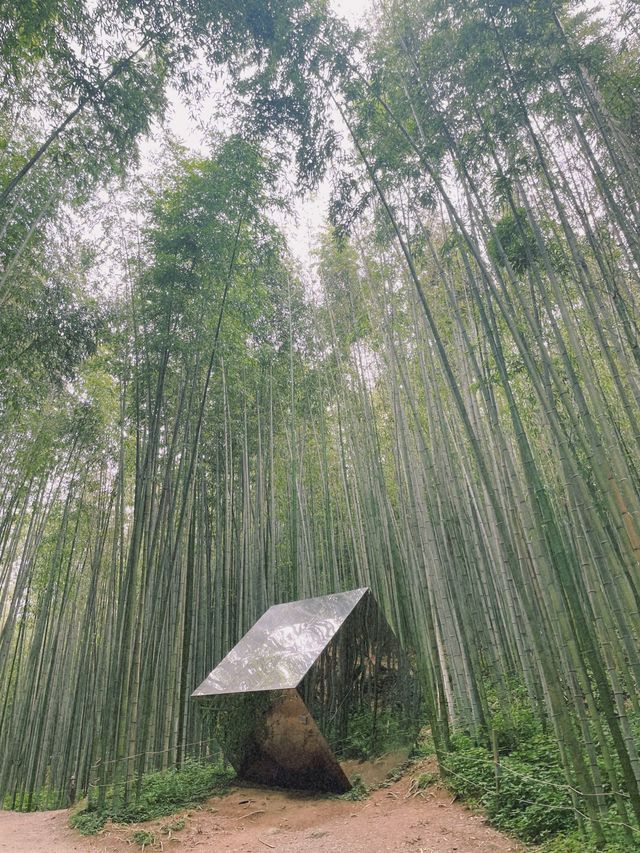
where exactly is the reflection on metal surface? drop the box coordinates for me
[192,588,368,695]
[299,591,421,764]
[206,689,351,793]
[192,588,421,793]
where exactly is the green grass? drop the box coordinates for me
[415,771,437,789]
[69,759,233,836]
[131,829,155,847]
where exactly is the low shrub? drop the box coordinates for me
[416,772,437,789]
[444,739,575,842]
[540,817,640,853]
[483,757,574,842]
[70,759,233,835]
[442,703,640,850]
[131,829,155,847]
[340,774,368,801]
[69,810,107,835]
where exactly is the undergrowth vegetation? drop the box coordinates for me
[131,829,155,848]
[436,691,639,851]
[65,706,639,852]
[444,735,573,842]
[70,760,233,835]
[339,774,369,801]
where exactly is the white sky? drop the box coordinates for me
[331,0,371,25]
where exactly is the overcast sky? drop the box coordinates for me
[158,0,372,273]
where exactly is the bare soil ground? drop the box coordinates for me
[0,760,527,853]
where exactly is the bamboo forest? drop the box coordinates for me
[1,0,640,850]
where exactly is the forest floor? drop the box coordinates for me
[0,758,526,853]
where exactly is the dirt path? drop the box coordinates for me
[0,761,526,853]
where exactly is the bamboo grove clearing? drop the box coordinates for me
[1,0,640,850]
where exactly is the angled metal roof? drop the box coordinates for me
[192,587,369,696]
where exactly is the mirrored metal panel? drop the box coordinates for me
[193,588,368,695]
[298,591,421,779]
[203,689,351,793]
[192,588,421,793]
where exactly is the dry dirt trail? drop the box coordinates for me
[0,760,526,853]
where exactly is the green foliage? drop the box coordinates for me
[486,760,574,842]
[488,691,548,758]
[540,816,640,853]
[131,829,155,847]
[339,708,407,760]
[416,772,437,789]
[111,760,233,823]
[0,239,105,422]
[445,739,575,842]
[411,730,436,759]
[69,810,107,835]
[206,692,274,770]
[487,207,540,276]
[71,760,232,835]
[340,774,368,801]
[443,698,577,845]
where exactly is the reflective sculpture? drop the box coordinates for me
[192,588,421,793]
